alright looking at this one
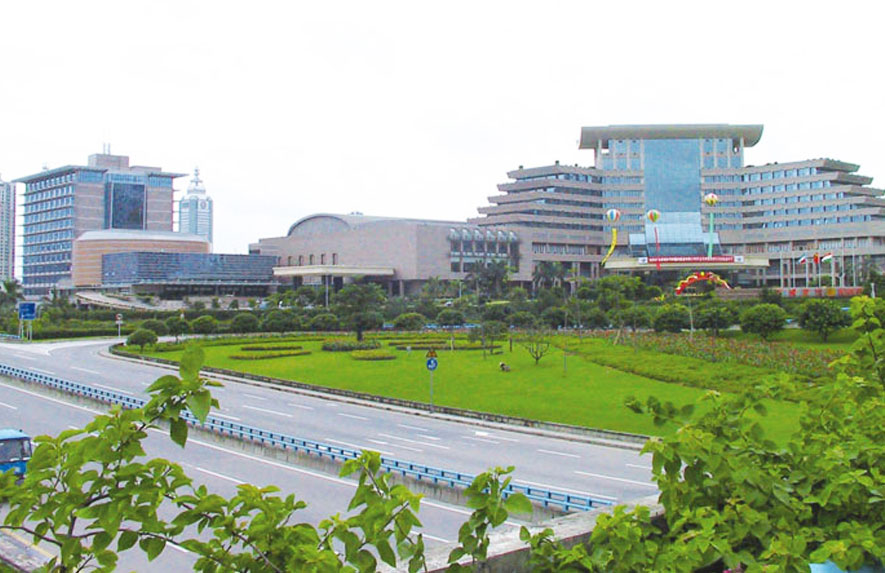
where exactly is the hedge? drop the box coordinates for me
[229,351,312,360]
[350,349,396,361]
[322,339,381,352]
[239,345,304,352]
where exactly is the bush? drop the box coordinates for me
[583,307,610,330]
[695,301,738,337]
[509,311,537,329]
[165,317,190,341]
[140,319,168,336]
[541,306,568,328]
[229,351,311,360]
[239,344,303,352]
[653,304,690,333]
[322,339,381,352]
[617,305,651,331]
[126,328,157,350]
[309,313,340,332]
[740,303,787,341]
[260,310,295,333]
[230,313,260,334]
[190,315,218,335]
[798,299,851,342]
[350,349,396,361]
[393,312,426,331]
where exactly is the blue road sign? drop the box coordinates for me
[426,357,438,371]
[18,302,37,321]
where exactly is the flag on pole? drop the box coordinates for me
[813,253,821,265]
[798,254,808,265]
[821,253,833,263]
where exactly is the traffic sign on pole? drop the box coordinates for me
[426,358,438,371]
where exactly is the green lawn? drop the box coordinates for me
[141,337,801,440]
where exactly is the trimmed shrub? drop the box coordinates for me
[654,304,690,333]
[229,350,311,360]
[127,328,157,350]
[350,349,396,361]
[740,303,787,341]
[309,313,340,332]
[322,339,381,352]
[230,313,260,334]
[393,312,427,331]
[239,344,303,352]
[190,315,218,335]
[140,319,168,336]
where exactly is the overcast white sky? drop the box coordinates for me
[3,0,884,257]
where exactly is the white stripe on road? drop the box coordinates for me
[463,436,499,445]
[195,466,245,485]
[574,470,657,487]
[211,412,241,422]
[11,354,37,361]
[326,438,394,456]
[515,478,618,501]
[538,449,580,459]
[288,403,314,411]
[474,430,519,443]
[71,366,101,375]
[626,463,653,471]
[369,438,421,453]
[338,413,369,421]
[0,381,101,415]
[0,401,17,410]
[378,433,450,450]
[30,367,54,375]
[398,423,429,432]
[417,434,441,441]
[423,533,450,543]
[93,383,133,395]
[242,404,293,418]
[243,393,267,401]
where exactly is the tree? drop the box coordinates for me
[230,312,260,333]
[540,306,568,329]
[757,286,783,306]
[466,260,511,302]
[437,308,464,350]
[618,305,652,332]
[695,300,738,337]
[333,282,387,341]
[190,315,218,335]
[126,328,157,351]
[798,299,851,342]
[0,279,23,312]
[259,310,295,333]
[165,317,190,343]
[520,327,551,365]
[140,319,168,337]
[393,312,426,331]
[653,304,690,333]
[740,303,787,341]
[508,311,536,329]
[583,307,610,330]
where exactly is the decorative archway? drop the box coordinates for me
[675,271,731,295]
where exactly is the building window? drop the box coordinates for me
[332,253,338,265]
[320,254,326,265]
[309,254,314,265]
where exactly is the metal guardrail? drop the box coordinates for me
[0,362,613,513]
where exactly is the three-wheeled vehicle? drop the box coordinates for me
[0,429,32,482]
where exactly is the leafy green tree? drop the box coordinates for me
[228,299,240,310]
[140,318,168,337]
[520,326,551,365]
[190,315,218,335]
[740,303,787,341]
[695,300,738,337]
[437,308,464,350]
[583,307,610,330]
[165,317,190,343]
[259,310,295,333]
[333,282,387,341]
[508,310,536,329]
[393,312,426,331]
[618,305,652,332]
[126,328,157,351]
[466,260,511,302]
[230,312,260,333]
[798,299,850,342]
[757,286,783,306]
[653,304,690,333]
[0,279,23,312]
[309,312,340,331]
[540,306,568,329]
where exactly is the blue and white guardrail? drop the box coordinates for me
[0,362,613,513]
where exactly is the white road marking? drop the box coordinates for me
[515,478,618,501]
[325,403,339,408]
[0,401,17,410]
[30,367,54,375]
[243,393,267,401]
[398,423,429,432]
[627,463,653,471]
[211,412,241,422]
[338,413,369,421]
[195,466,245,485]
[93,383,133,395]
[10,354,36,361]
[574,470,657,487]
[242,404,293,418]
[378,432,450,450]
[71,366,101,375]
[474,430,519,443]
[538,449,580,459]
[326,438,394,456]
[368,439,388,446]
[423,533,450,543]
[288,403,314,410]
[417,434,441,441]
[463,436,499,444]
[0,381,102,415]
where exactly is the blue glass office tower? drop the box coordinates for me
[473,124,885,288]
[15,153,184,297]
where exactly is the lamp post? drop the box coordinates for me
[703,193,719,258]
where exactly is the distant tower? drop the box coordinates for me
[178,168,213,248]
[0,174,14,281]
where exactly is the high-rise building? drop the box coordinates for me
[0,174,14,281]
[472,124,885,288]
[178,168,213,248]
[14,153,185,297]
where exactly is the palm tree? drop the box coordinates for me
[0,279,23,311]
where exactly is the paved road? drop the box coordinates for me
[0,376,503,570]
[0,339,658,505]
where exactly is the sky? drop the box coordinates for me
[2,0,885,259]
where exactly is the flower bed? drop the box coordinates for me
[229,350,311,360]
[350,349,396,361]
[322,339,381,352]
[239,344,304,352]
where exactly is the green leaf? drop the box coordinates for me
[118,530,138,551]
[503,493,532,516]
[140,536,166,561]
[170,418,189,448]
[187,390,212,423]
[180,345,205,382]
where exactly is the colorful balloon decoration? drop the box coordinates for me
[600,209,621,267]
[646,209,662,266]
[646,209,661,223]
[674,271,732,295]
[703,193,719,257]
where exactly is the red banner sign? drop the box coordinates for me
[646,256,736,264]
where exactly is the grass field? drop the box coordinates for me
[140,336,801,440]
